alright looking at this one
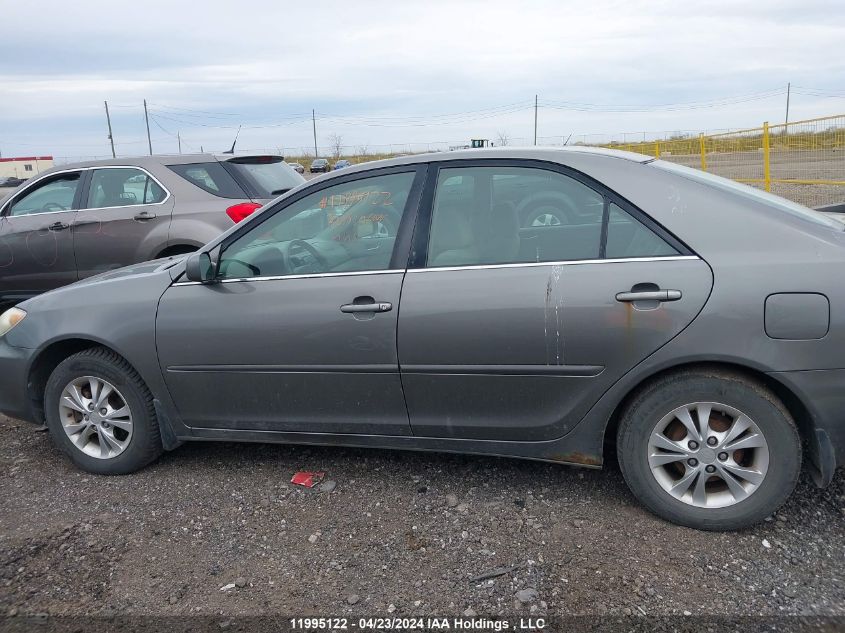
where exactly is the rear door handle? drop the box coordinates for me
[48,221,69,231]
[616,290,682,302]
[340,302,392,314]
[134,211,157,221]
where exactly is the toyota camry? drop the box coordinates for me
[0,147,842,531]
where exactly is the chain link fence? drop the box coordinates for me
[606,114,845,208]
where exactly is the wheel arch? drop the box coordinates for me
[602,360,816,474]
[154,243,199,259]
[27,338,144,424]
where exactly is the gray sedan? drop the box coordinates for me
[0,147,842,531]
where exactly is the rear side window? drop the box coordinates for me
[167,162,246,199]
[88,167,167,208]
[427,166,605,267]
[605,203,679,258]
[224,157,304,198]
[425,165,681,268]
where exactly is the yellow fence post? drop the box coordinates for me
[654,141,660,159]
[699,134,707,171]
[762,121,771,192]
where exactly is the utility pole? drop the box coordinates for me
[177,132,182,154]
[104,100,116,158]
[785,82,791,126]
[143,99,152,155]
[533,95,538,146]
[312,109,318,157]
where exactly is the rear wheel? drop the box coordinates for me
[617,370,801,530]
[44,347,163,474]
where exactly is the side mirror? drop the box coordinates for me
[184,251,214,283]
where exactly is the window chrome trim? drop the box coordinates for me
[408,255,699,274]
[171,256,699,287]
[2,164,172,217]
[173,268,405,287]
[82,165,172,211]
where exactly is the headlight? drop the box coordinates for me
[0,308,26,337]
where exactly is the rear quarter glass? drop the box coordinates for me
[167,162,247,199]
[223,157,304,198]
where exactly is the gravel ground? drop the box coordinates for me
[1,414,843,624]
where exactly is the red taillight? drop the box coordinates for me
[226,202,262,223]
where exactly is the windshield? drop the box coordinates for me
[652,160,843,230]
[225,157,305,198]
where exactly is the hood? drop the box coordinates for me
[18,257,182,315]
[69,257,185,288]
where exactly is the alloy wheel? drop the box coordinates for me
[647,402,770,508]
[58,376,133,459]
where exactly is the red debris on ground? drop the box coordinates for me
[290,471,325,488]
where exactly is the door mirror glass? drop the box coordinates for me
[184,251,214,282]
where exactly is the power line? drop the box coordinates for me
[539,88,786,112]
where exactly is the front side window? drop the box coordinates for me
[8,173,81,216]
[426,165,680,267]
[217,171,416,279]
[88,168,167,208]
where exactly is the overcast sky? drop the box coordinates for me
[1,0,843,159]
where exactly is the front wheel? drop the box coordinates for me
[617,370,801,531]
[44,347,163,475]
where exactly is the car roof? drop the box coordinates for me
[39,153,286,173]
[312,146,652,178]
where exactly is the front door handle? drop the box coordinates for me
[616,289,682,302]
[48,221,69,231]
[340,302,392,314]
[134,211,157,221]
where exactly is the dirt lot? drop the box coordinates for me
[1,413,843,624]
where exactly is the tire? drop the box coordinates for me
[44,347,163,475]
[617,369,801,531]
[522,205,568,227]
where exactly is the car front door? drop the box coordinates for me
[155,166,425,434]
[398,161,713,441]
[0,171,83,303]
[73,166,174,279]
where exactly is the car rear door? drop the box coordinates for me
[0,171,84,302]
[155,166,426,434]
[398,160,713,441]
[72,166,174,279]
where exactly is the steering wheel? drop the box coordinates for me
[284,239,329,273]
[42,202,66,212]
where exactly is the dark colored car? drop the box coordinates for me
[310,158,330,173]
[1,147,843,531]
[0,154,304,309]
[0,177,26,188]
[333,159,352,170]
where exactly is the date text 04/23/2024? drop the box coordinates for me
[289,617,547,631]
